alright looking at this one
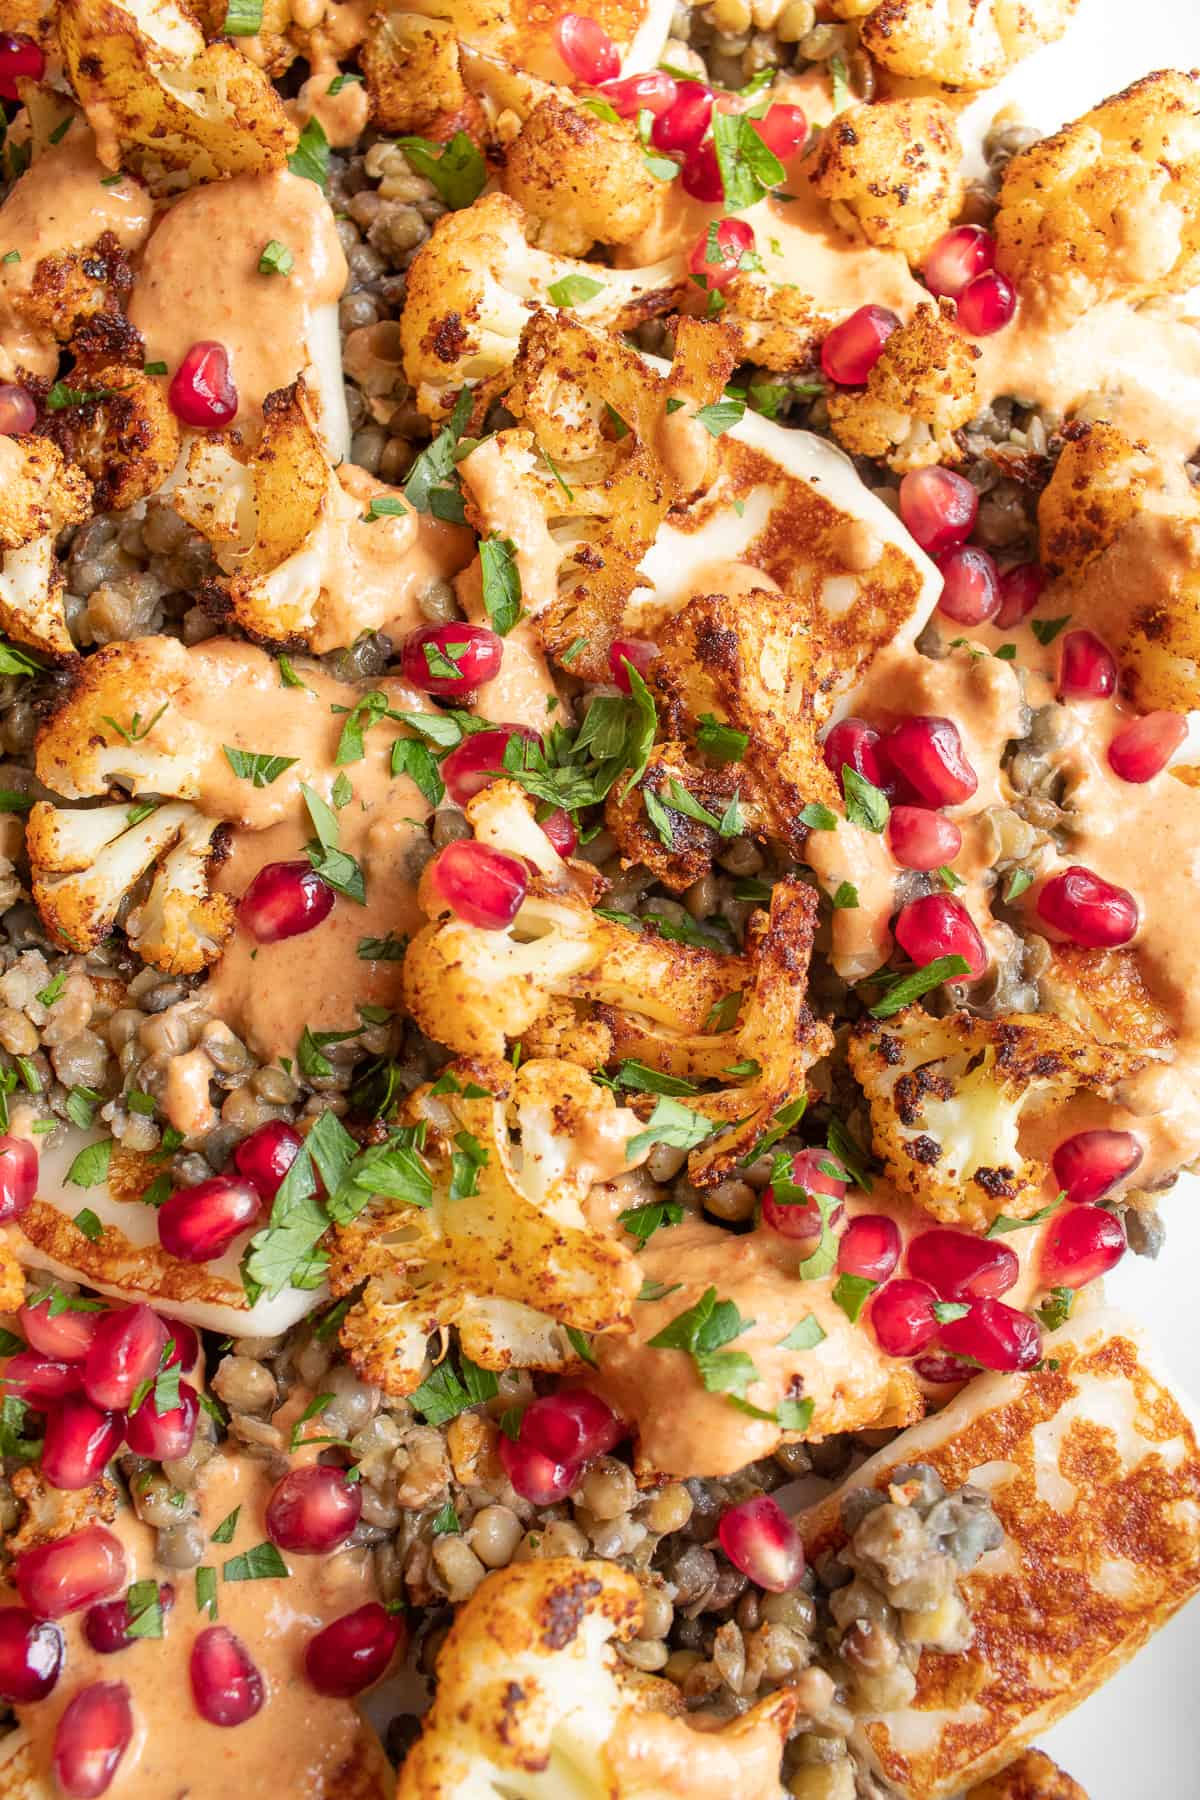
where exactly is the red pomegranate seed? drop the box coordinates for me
[761,1146,846,1241]
[995,561,1046,628]
[42,1395,120,1490]
[539,808,577,858]
[2,1351,82,1404]
[0,1607,63,1702]
[554,11,619,82]
[19,1295,101,1362]
[1051,1129,1142,1205]
[305,1602,404,1698]
[651,83,713,153]
[820,305,900,385]
[0,384,36,434]
[159,1318,200,1371]
[427,839,528,929]
[936,545,1000,625]
[520,1391,622,1465]
[869,1279,939,1355]
[822,717,889,797]
[1058,629,1117,699]
[837,1214,900,1282]
[886,806,962,871]
[718,1494,804,1592]
[752,103,807,159]
[125,1379,198,1461]
[1108,710,1188,783]
[266,1465,362,1554]
[681,140,724,202]
[884,714,978,807]
[239,859,334,943]
[922,224,996,299]
[0,32,44,99]
[609,639,658,691]
[1036,865,1137,948]
[907,1229,1018,1300]
[84,1586,173,1656]
[158,1176,262,1264]
[442,724,539,803]
[894,893,987,979]
[937,1298,1041,1371]
[957,270,1016,336]
[688,217,755,291]
[190,1627,264,1727]
[0,1135,36,1221]
[232,1119,303,1200]
[15,1527,126,1618]
[912,1350,976,1384]
[497,1430,578,1504]
[168,340,237,428]
[53,1681,133,1797]
[898,467,978,557]
[596,70,676,116]
[1040,1204,1126,1290]
[83,1304,168,1411]
[399,623,503,696]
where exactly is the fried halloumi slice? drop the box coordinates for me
[966,1750,1089,1800]
[801,1308,1200,1799]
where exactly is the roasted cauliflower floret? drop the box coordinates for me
[848,1007,1145,1229]
[503,95,659,256]
[358,11,465,132]
[398,0,677,82]
[329,1056,641,1395]
[32,636,198,800]
[396,1558,798,1800]
[0,434,92,660]
[41,359,180,514]
[811,99,965,265]
[1037,945,1174,1057]
[849,0,1079,93]
[994,70,1200,316]
[1036,422,1156,578]
[603,739,742,894]
[399,192,685,417]
[826,301,979,471]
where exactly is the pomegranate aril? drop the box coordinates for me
[266,1464,362,1554]
[1036,865,1138,948]
[498,1430,578,1504]
[718,1494,804,1592]
[688,217,755,290]
[83,1304,168,1411]
[2,1351,82,1403]
[190,1626,264,1727]
[1058,628,1117,699]
[539,808,577,858]
[0,384,36,434]
[837,1213,900,1282]
[752,103,807,159]
[936,1297,1041,1371]
[42,1395,120,1490]
[239,859,334,943]
[822,717,888,796]
[400,622,502,696]
[651,83,713,153]
[15,1526,126,1618]
[19,1295,100,1362]
[84,1586,173,1656]
[608,638,658,690]
[886,806,962,872]
[884,714,978,807]
[894,892,987,979]
[427,839,527,930]
[0,1134,36,1221]
[232,1118,303,1200]
[922,224,996,299]
[158,1318,200,1372]
[898,467,978,557]
[907,1228,1018,1300]
[761,1146,846,1241]
[957,269,1016,336]
[1052,1129,1142,1205]
[0,32,44,99]
[936,544,1000,625]
[305,1602,404,1698]
[53,1682,133,1797]
[168,340,237,428]
[1108,710,1188,783]
[158,1175,262,1264]
[596,70,677,117]
[820,304,899,385]
[125,1379,198,1460]
[553,11,619,83]
[0,1607,63,1701]
[869,1279,940,1356]
[520,1391,622,1465]
[1040,1204,1126,1290]
[995,561,1046,628]
[912,1350,976,1384]
[681,140,724,203]
[442,724,538,803]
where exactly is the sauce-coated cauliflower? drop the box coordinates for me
[811,99,965,265]
[850,0,1079,93]
[827,301,979,471]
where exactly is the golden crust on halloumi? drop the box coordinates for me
[801,1310,1200,1799]
[966,1749,1089,1800]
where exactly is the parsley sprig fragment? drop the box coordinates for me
[648,1286,759,1398]
[301,783,365,904]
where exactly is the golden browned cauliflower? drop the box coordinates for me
[967,1750,1090,1800]
[1036,422,1156,577]
[358,11,465,132]
[396,1558,798,1800]
[0,434,92,660]
[851,0,1080,93]
[41,359,180,514]
[811,98,965,265]
[826,300,979,471]
[1038,945,1174,1058]
[995,70,1200,316]
[503,95,660,256]
[603,738,743,895]
[848,1007,1144,1229]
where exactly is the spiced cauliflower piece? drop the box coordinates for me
[401,0,677,82]
[994,70,1200,316]
[503,95,660,256]
[358,11,465,132]
[329,1056,641,1395]
[848,0,1079,93]
[827,301,979,471]
[848,1007,1144,1229]
[396,1558,798,1800]
[31,635,199,801]
[1037,945,1174,1058]
[40,359,180,514]
[811,99,965,265]
[1036,422,1156,577]
[399,192,685,417]
[0,434,91,661]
